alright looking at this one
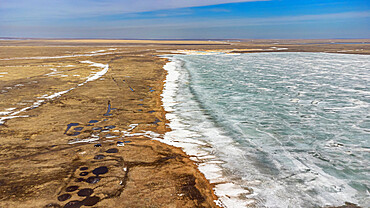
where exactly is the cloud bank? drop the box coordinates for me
[2,0,267,21]
[1,0,368,39]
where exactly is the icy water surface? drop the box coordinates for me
[165,52,369,207]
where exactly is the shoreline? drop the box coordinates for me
[0,46,221,207]
[159,52,368,208]
[160,55,254,207]
[0,40,367,207]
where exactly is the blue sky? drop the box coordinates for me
[0,0,369,39]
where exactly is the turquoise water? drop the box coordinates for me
[170,52,369,207]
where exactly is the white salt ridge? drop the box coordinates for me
[105,134,118,139]
[45,68,59,76]
[127,124,138,131]
[175,50,240,56]
[0,60,109,125]
[159,57,252,208]
[270,47,288,50]
[90,48,116,54]
[90,50,107,54]
[79,61,109,84]
[120,127,161,139]
[117,143,125,147]
[0,108,16,116]
[89,48,116,53]
[68,137,100,144]
[67,124,160,146]
[0,48,118,61]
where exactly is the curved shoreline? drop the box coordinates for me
[0,41,367,207]
[0,46,222,208]
[157,52,368,208]
[159,55,254,208]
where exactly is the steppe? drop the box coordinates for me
[0,39,368,208]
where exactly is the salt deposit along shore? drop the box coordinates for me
[0,42,219,208]
[0,39,368,208]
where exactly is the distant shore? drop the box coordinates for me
[0,38,369,55]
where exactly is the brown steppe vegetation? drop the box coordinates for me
[0,39,368,208]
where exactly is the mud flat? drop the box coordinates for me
[0,39,368,208]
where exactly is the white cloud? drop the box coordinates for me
[1,0,268,21]
[76,11,370,29]
[168,11,370,28]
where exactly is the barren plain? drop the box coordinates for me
[0,39,368,208]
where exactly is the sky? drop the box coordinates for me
[0,0,369,39]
